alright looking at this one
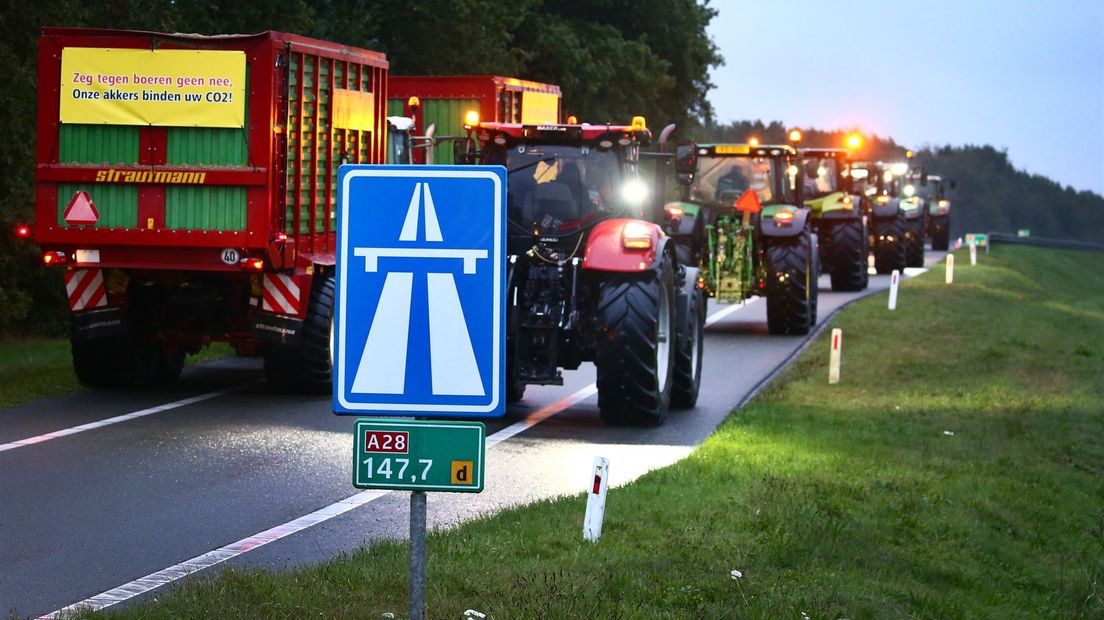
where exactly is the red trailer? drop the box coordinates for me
[34,27,389,391]
[387,75,561,164]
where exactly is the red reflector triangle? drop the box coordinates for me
[63,191,100,226]
[735,189,762,213]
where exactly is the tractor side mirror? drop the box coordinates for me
[920,169,929,185]
[675,140,698,185]
[949,179,957,191]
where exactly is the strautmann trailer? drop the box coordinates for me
[34,28,389,391]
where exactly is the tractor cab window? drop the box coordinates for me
[490,143,623,232]
[690,156,776,205]
[801,157,839,197]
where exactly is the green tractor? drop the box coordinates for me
[799,147,868,291]
[850,161,924,272]
[913,173,953,251]
[664,142,818,335]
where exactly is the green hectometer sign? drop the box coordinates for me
[353,419,485,492]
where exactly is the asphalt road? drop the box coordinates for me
[0,252,942,618]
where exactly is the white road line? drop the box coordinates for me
[704,297,760,327]
[0,386,252,454]
[43,302,743,618]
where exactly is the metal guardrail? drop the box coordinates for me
[986,232,1104,253]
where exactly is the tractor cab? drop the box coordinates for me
[798,148,850,199]
[680,143,800,211]
[460,115,655,249]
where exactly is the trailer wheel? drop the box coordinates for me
[71,333,160,387]
[155,349,186,383]
[930,216,950,251]
[823,218,869,291]
[764,231,815,336]
[905,218,925,267]
[264,275,334,394]
[671,284,704,409]
[873,214,907,274]
[595,253,675,425]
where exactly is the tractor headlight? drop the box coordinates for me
[620,177,650,206]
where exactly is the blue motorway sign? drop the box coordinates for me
[333,165,506,417]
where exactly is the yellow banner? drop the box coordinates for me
[60,48,246,128]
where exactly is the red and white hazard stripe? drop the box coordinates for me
[64,269,108,312]
[261,274,302,316]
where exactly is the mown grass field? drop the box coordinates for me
[0,341,234,409]
[76,245,1103,619]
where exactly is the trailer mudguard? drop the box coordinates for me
[870,197,900,219]
[72,307,131,341]
[805,192,860,221]
[582,218,668,273]
[759,205,810,238]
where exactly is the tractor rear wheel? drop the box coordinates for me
[765,231,816,335]
[905,218,925,267]
[873,214,907,274]
[264,275,334,394]
[823,218,868,291]
[596,254,675,425]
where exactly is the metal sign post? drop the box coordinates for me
[335,164,506,620]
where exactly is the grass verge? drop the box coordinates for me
[0,340,235,409]
[79,246,1103,619]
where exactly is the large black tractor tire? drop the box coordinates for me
[809,232,820,326]
[823,219,869,292]
[930,216,950,251]
[765,231,816,336]
[873,214,908,274]
[264,275,334,395]
[905,218,925,267]
[72,331,164,388]
[670,284,704,409]
[595,254,676,425]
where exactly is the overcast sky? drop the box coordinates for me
[707,0,1104,195]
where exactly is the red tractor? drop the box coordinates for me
[457,116,704,425]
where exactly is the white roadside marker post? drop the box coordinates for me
[969,241,977,266]
[945,254,954,284]
[583,456,609,542]
[828,328,842,384]
[888,269,900,310]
